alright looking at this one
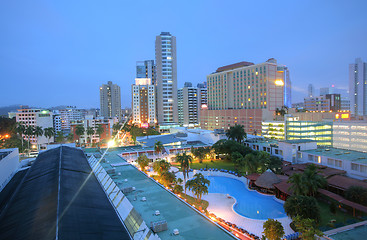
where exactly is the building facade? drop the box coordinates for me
[308,84,314,98]
[131,78,157,127]
[261,121,285,140]
[349,58,367,116]
[155,32,178,124]
[57,106,86,130]
[333,121,367,152]
[52,113,62,133]
[100,81,121,119]
[325,94,341,112]
[177,82,204,127]
[201,59,286,133]
[16,108,54,147]
[136,60,156,84]
[304,95,330,111]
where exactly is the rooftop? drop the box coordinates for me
[279,139,317,144]
[301,147,367,164]
[98,150,235,240]
[215,61,254,73]
[0,146,131,240]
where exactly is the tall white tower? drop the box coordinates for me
[349,58,367,116]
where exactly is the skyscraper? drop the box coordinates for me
[132,78,157,127]
[278,66,291,108]
[155,32,178,124]
[308,84,314,98]
[136,60,156,84]
[100,81,121,119]
[349,58,367,116]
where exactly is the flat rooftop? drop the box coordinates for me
[302,147,367,164]
[280,139,316,144]
[216,61,254,73]
[98,150,235,240]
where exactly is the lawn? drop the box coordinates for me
[318,199,361,231]
[180,193,209,211]
[189,159,237,172]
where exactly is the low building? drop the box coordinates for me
[16,108,54,148]
[261,121,285,139]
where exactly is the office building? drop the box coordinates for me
[333,121,367,152]
[100,81,121,119]
[325,94,341,111]
[177,82,207,126]
[155,32,178,124]
[308,84,314,98]
[201,59,286,133]
[15,108,54,147]
[341,97,351,111]
[349,58,367,116]
[52,113,62,133]
[131,78,157,127]
[136,60,156,84]
[304,95,330,111]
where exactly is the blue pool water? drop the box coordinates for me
[206,176,286,219]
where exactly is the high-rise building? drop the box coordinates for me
[349,58,367,116]
[201,59,287,133]
[136,60,156,84]
[308,84,314,98]
[131,78,157,127]
[16,108,54,148]
[278,66,291,108]
[177,82,207,126]
[52,113,62,133]
[100,81,121,119]
[304,95,330,111]
[155,32,178,124]
[341,97,351,111]
[56,106,86,130]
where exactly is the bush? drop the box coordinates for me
[345,186,367,206]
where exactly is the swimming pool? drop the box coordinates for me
[206,176,286,220]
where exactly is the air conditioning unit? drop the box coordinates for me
[151,220,168,233]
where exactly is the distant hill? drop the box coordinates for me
[0,105,23,117]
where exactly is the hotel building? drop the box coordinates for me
[201,59,287,134]
[100,81,121,119]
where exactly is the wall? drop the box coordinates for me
[0,148,20,191]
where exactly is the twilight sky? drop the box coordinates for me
[1,0,366,109]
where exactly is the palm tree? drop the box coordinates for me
[33,126,43,150]
[152,159,171,176]
[55,131,65,143]
[66,132,74,143]
[112,123,122,138]
[75,125,85,145]
[243,153,258,174]
[303,164,326,196]
[185,173,210,203]
[44,127,55,145]
[154,141,164,155]
[288,173,306,196]
[175,152,193,194]
[24,125,35,151]
[86,126,95,145]
[226,124,247,143]
[137,154,150,172]
[15,123,26,151]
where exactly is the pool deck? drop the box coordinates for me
[177,170,294,237]
[98,151,236,240]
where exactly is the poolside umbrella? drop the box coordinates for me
[255,169,281,189]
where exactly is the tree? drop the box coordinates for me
[66,132,74,143]
[185,173,210,203]
[75,125,85,145]
[137,154,150,172]
[345,186,367,206]
[293,215,323,240]
[262,219,285,240]
[24,125,35,151]
[232,151,245,170]
[15,123,26,151]
[175,152,193,193]
[86,126,95,145]
[256,151,271,173]
[33,126,43,149]
[288,173,306,196]
[244,153,259,174]
[302,164,326,196]
[44,127,55,145]
[112,123,121,138]
[55,131,65,143]
[226,124,247,143]
[154,141,164,155]
[95,124,104,144]
[284,196,321,224]
[152,159,171,176]
[160,171,176,187]
[173,184,184,194]
[212,139,252,160]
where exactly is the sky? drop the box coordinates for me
[0,0,367,109]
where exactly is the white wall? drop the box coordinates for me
[0,148,20,192]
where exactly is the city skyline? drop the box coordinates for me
[1,0,367,108]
